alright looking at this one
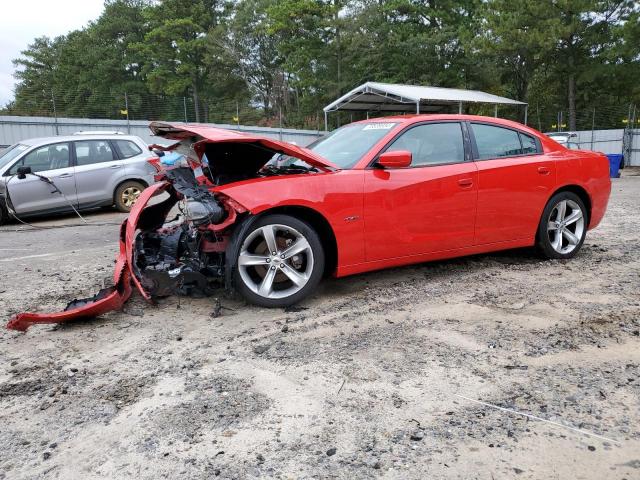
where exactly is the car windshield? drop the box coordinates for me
[0,144,29,169]
[308,122,398,168]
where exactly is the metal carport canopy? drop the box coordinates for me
[322,82,527,129]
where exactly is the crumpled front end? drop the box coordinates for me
[6,121,331,332]
[6,168,244,332]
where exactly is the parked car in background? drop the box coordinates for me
[546,131,581,150]
[0,133,157,224]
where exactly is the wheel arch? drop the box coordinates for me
[549,184,592,224]
[113,178,149,204]
[225,205,339,284]
[253,205,338,278]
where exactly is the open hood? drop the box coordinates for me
[149,122,337,172]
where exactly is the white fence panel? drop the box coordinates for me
[555,128,639,165]
[0,116,325,148]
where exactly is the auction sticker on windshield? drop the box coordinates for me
[363,123,396,130]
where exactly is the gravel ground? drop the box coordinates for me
[1,171,639,480]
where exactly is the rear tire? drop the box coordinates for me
[232,214,325,308]
[536,191,587,259]
[114,181,145,213]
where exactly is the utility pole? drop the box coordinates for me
[183,97,188,123]
[51,91,59,136]
[591,108,595,150]
[124,92,131,134]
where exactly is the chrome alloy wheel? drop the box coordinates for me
[238,224,314,300]
[547,199,585,255]
[121,186,142,208]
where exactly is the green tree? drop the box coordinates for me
[133,0,231,122]
[12,36,64,115]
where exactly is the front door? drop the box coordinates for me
[363,122,478,262]
[5,142,78,214]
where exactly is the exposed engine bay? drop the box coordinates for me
[132,167,228,298]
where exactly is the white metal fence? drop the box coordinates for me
[2,115,639,166]
[563,128,639,166]
[0,115,325,148]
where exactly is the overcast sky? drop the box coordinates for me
[0,0,105,105]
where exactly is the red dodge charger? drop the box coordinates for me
[8,114,611,331]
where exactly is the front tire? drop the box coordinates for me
[232,214,325,307]
[536,191,587,259]
[0,200,6,225]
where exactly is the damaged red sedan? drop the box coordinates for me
[7,115,611,331]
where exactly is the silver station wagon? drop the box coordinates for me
[0,133,157,224]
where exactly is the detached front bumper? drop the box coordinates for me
[6,182,170,332]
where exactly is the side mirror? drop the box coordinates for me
[377,150,412,169]
[16,166,32,179]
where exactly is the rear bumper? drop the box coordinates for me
[588,174,611,230]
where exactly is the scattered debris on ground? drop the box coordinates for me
[1,173,639,479]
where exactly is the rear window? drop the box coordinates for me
[74,140,115,166]
[115,140,143,159]
[472,123,523,159]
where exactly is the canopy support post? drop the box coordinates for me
[494,104,498,117]
[324,111,328,132]
[458,102,463,114]
[416,101,420,114]
[524,105,528,125]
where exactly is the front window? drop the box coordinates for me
[7,143,71,174]
[309,122,398,168]
[386,123,465,166]
[0,144,29,170]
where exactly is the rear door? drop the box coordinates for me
[5,142,78,214]
[73,139,126,207]
[471,122,556,245]
[363,121,478,261]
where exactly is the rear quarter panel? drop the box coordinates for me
[554,150,611,229]
[215,170,366,268]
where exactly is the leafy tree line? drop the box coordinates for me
[3,0,639,131]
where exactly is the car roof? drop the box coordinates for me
[352,114,545,136]
[19,134,144,148]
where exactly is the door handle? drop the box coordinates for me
[57,173,73,178]
[538,166,551,175]
[458,178,473,188]
[109,164,122,169]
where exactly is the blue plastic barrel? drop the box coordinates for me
[606,154,623,178]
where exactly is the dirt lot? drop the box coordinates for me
[1,171,639,480]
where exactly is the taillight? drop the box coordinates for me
[147,157,162,172]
